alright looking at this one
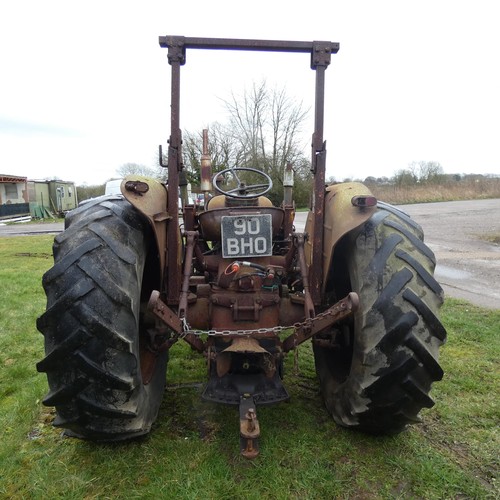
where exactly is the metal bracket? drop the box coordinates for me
[310,40,334,69]
[158,144,167,167]
[147,289,205,353]
[178,231,198,319]
[163,35,186,65]
[282,292,359,353]
[293,233,315,319]
[147,290,182,332]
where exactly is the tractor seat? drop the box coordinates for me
[199,196,283,241]
[206,195,273,210]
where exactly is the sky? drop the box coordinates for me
[1,0,499,186]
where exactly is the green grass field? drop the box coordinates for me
[0,235,498,499]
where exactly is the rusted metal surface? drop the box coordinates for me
[159,36,339,58]
[140,346,161,385]
[294,233,315,319]
[164,40,183,305]
[216,337,275,379]
[282,292,359,353]
[147,289,205,353]
[239,395,260,458]
[210,288,280,329]
[120,176,169,277]
[309,46,330,306]
[147,290,182,332]
[178,231,198,319]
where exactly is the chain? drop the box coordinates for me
[182,323,288,337]
[181,308,335,337]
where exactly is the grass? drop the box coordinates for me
[1,235,499,499]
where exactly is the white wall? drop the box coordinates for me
[0,182,26,204]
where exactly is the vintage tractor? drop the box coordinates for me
[37,36,446,458]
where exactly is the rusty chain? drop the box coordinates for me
[180,308,336,338]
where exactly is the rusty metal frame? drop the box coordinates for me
[159,36,339,306]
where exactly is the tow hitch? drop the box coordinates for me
[148,292,358,458]
[239,395,260,459]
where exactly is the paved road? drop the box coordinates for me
[396,199,500,309]
[295,200,500,309]
[3,199,499,309]
[0,221,64,236]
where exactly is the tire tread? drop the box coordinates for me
[37,197,166,441]
[315,203,447,434]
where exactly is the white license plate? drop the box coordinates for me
[221,214,272,258]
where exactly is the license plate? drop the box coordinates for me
[221,214,272,258]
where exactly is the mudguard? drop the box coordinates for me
[120,175,169,276]
[305,182,377,294]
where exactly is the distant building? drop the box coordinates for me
[0,174,78,220]
[27,179,78,217]
[0,174,29,220]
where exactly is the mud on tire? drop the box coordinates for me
[37,196,167,440]
[314,202,447,434]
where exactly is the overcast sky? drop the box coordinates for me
[1,0,499,185]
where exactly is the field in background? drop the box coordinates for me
[367,176,500,205]
[0,235,498,499]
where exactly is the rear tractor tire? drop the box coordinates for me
[37,197,168,440]
[314,203,447,434]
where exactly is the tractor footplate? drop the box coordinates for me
[239,395,260,459]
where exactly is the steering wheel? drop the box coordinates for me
[213,167,272,199]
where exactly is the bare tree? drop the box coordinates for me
[182,81,312,205]
[414,161,444,183]
[116,162,163,180]
[392,161,445,186]
[393,168,418,186]
[183,122,241,184]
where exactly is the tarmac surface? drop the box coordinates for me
[395,199,500,310]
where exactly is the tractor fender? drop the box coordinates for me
[305,182,377,294]
[120,175,169,277]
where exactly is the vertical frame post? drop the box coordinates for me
[165,38,185,304]
[309,42,331,304]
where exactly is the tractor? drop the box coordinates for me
[37,36,446,458]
